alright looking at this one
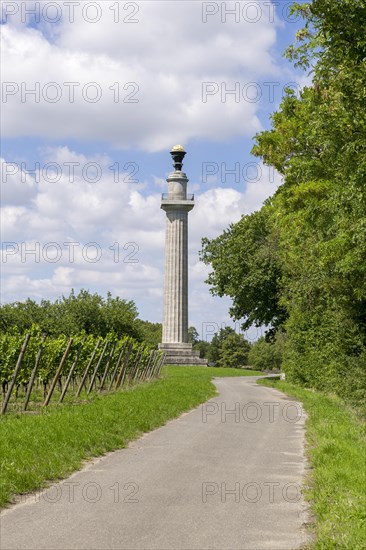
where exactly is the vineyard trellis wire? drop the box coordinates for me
[0,328,165,414]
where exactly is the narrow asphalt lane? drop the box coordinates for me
[0,376,311,550]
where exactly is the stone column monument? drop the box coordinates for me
[159,146,207,365]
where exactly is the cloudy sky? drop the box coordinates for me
[1,1,307,341]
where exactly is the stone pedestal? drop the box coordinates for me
[160,146,207,366]
[159,342,208,366]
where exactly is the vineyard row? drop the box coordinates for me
[0,331,165,414]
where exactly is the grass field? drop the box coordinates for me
[0,365,261,508]
[258,378,366,550]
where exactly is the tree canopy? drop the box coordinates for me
[207,327,251,368]
[201,0,366,409]
[0,289,162,346]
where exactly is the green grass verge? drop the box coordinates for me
[0,366,261,508]
[258,378,366,549]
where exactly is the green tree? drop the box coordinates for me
[0,290,142,340]
[193,340,211,359]
[207,327,250,368]
[200,206,286,331]
[136,320,162,348]
[188,326,200,345]
[208,327,235,364]
[103,292,140,339]
[248,332,286,372]
[0,299,43,333]
[200,0,366,409]
[218,332,251,369]
[57,289,105,335]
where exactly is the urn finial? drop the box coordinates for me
[170,145,186,171]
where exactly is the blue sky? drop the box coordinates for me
[1,1,309,341]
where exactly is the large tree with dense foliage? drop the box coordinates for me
[206,327,250,368]
[248,332,286,372]
[136,320,162,348]
[201,0,366,409]
[218,332,251,369]
[200,206,286,331]
[0,290,142,341]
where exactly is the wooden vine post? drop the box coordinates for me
[140,350,154,382]
[43,338,73,406]
[147,351,160,380]
[76,339,101,398]
[87,340,109,394]
[59,337,85,403]
[99,342,116,391]
[154,352,165,378]
[115,341,133,389]
[1,334,31,415]
[108,341,127,391]
[130,348,143,383]
[24,335,47,411]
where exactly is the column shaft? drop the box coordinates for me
[162,210,188,343]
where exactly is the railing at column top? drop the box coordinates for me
[162,194,194,200]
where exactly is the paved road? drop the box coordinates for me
[0,376,310,550]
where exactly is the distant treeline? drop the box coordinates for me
[0,289,162,348]
[0,293,281,371]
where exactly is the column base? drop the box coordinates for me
[158,343,208,366]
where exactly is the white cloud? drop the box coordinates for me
[0,158,37,205]
[190,164,282,245]
[1,1,289,330]
[1,1,282,151]
[1,149,281,327]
